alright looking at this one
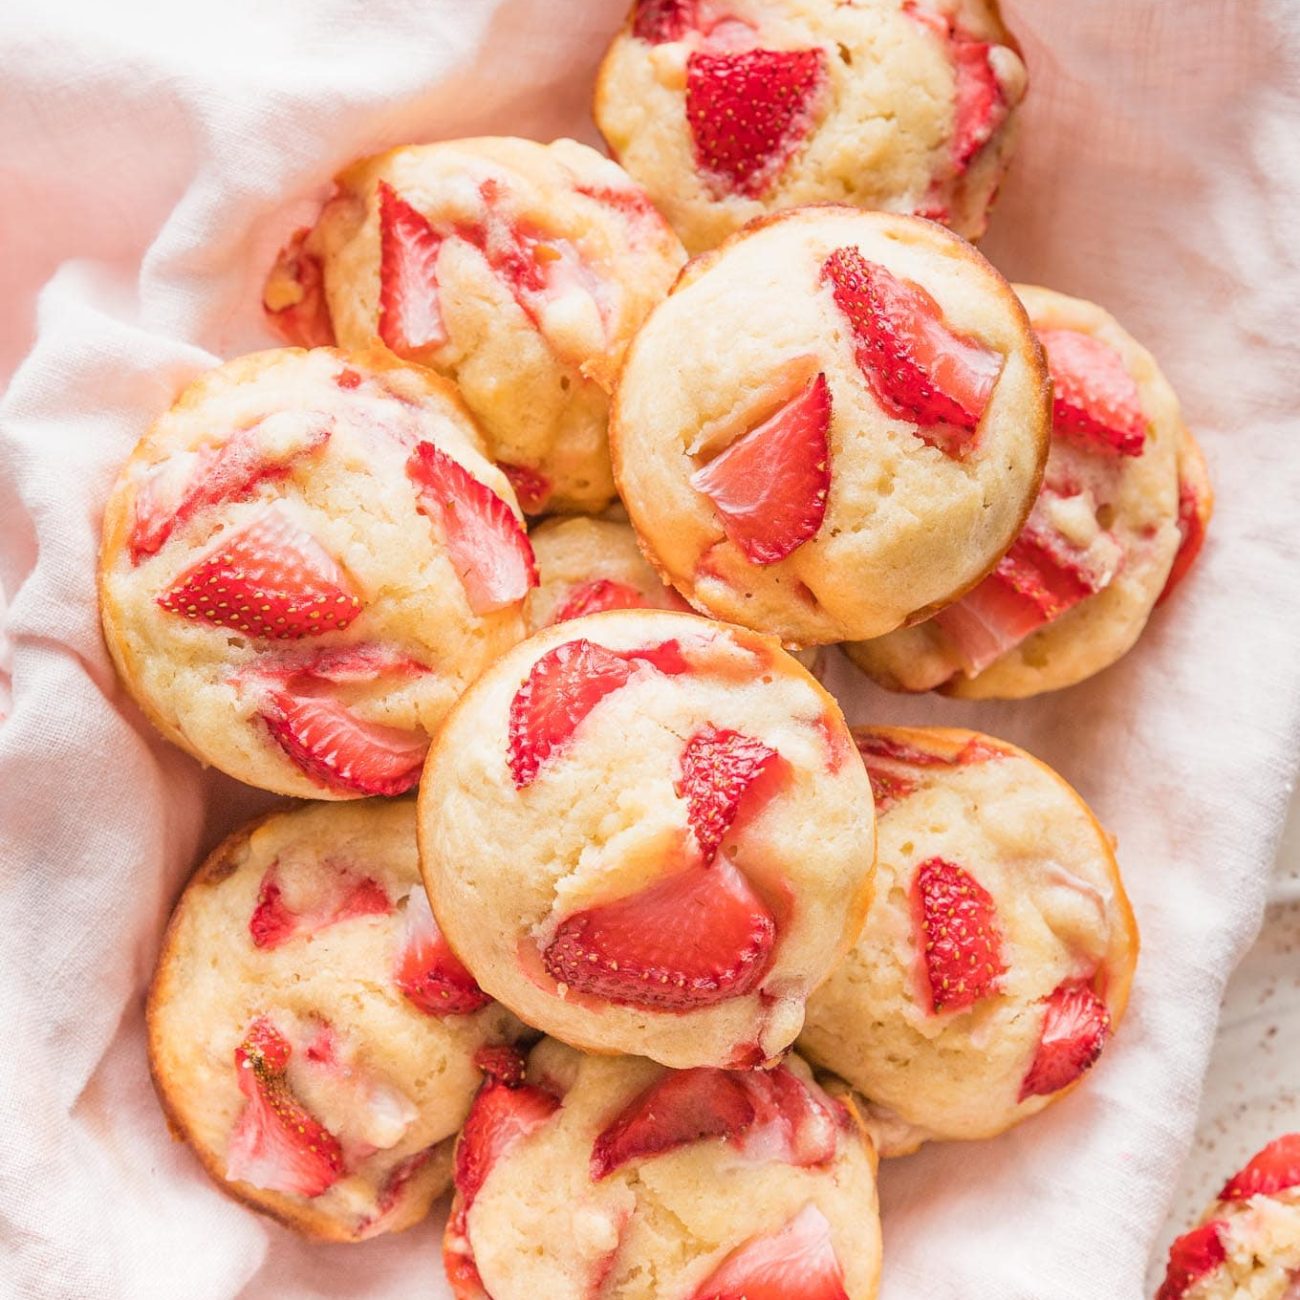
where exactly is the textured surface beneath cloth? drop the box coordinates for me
[0,2,1298,1298]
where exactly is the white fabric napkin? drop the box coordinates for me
[2,1,1298,1297]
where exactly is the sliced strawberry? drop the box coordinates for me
[685,48,827,198]
[822,247,1001,454]
[739,1064,841,1167]
[455,1074,561,1211]
[952,40,1007,170]
[249,864,391,950]
[249,642,428,686]
[394,887,491,1016]
[508,638,686,787]
[855,731,998,813]
[473,1044,529,1088]
[691,1202,849,1300]
[377,181,448,356]
[633,0,697,42]
[357,1143,438,1237]
[911,857,1004,1014]
[499,462,552,514]
[552,578,647,624]
[262,227,336,348]
[262,690,428,796]
[1039,328,1146,458]
[1019,979,1111,1100]
[542,856,775,1011]
[1220,1133,1300,1201]
[130,416,331,564]
[226,1018,345,1198]
[407,441,537,616]
[690,371,831,565]
[1159,454,1212,605]
[157,505,360,640]
[676,726,780,861]
[1156,1220,1227,1300]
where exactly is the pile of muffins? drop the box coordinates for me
[99,2,1219,1296]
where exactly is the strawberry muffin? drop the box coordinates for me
[442,1038,882,1298]
[418,608,876,1069]
[147,800,522,1241]
[99,347,535,800]
[846,285,1212,697]
[594,0,1027,253]
[799,726,1138,1154]
[1157,1135,1300,1300]
[263,138,687,514]
[611,207,1050,645]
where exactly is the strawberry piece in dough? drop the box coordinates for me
[691,1202,850,1300]
[911,857,1005,1013]
[1039,328,1147,458]
[1220,1133,1300,1201]
[690,371,831,566]
[552,578,647,624]
[1159,464,1212,605]
[248,863,391,950]
[1018,979,1111,1100]
[394,887,492,1016]
[676,725,780,862]
[633,0,698,42]
[856,732,999,814]
[1156,1220,1228,1300]
[686,48,828,198]
[407,441,537,615]
[226,1018,345,1199]
[541,855,776,1011]
[822,246,1001,455]
[377,181,448,356]
[262,690,428,797]
[499,462,553,515]
[157,504,361,640]
[263,227,337,349]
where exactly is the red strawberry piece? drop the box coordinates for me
[248,864,391,950]
[226,1018,345,1198]
[542,856,776,1010]
[952,40,1007,170]
[250,642,429,686]
[455,1073,561,1212]
[262,690,428,796]
[508,638,687,787]
[377,181,448,356]
[1039,328,1147,458]
[685,48,827,198]
[157,505,360,640]
[263,227,336,348]
[1220,1132,1300,1201]
[357,1144,438,1237]
[855,731,998,813]
[676,725,780,861]
[473,1044,529,1088]
[633,0,697,42]
[1156,1220,1228,1300]
[690,371,831,565]
[1019,979,1112,1100]
[1159,459,1212,605]
[407,441,537,616]
[130,416,331,564]
[552,578,647,625]
[736,1064,839,1167]
[499,461,552,514]
[394,887,491,1016]
[822,246,1001,453]
[691,1202,849,1300]
[911,856,1005,1014]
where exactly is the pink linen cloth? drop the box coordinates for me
[1,1,1298,1296]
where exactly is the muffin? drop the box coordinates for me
[594,0,1027,254]
[611,206,1050,645]
[846,284,1210,697]
[99,347,533,799]
[418,608,876,1069]
[263,138,687,514]
[1157,1134,1300,1299]
[799,725,1138,1154]
[147,800,522,1241]
[443,1038,882,1298]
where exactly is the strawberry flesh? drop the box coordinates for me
[262,690,428,796]
[823,246,1001,454]
[394,887,491,1016]
[1159,468,1211,605]
[542,856,775,1011]
[911,857,1005,1013]
[226,1018,345,1198]
[552,578,647,624]
[263,227,336,348]
[455,1073,561,1212]
[1039,328,1146,458]
[1220,1132,1300,1201]
[1019,979,1112,1100]
[1156,1220,1227,1300]
[407,441,537,615]
[952,40,1007,170]
[377,181,448,356]
[691,1202,849,1300]
[855,731,999,814]
[690,371,831,565]
[249,864,391,950]
[473,1044,529,1088]
[633,0,697,42]
[686,48,827,198]
[499,462,552,515]
[676,725,780,861]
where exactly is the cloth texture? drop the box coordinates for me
[1,2,1298,1297]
